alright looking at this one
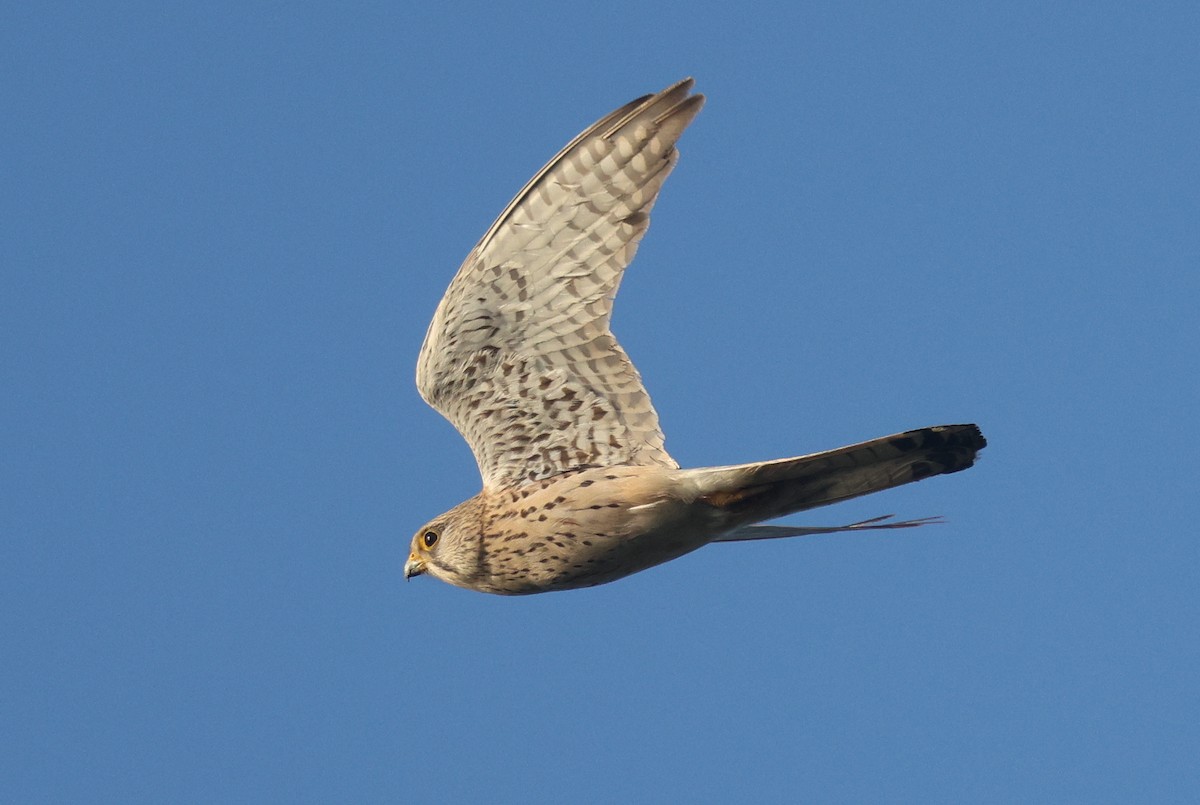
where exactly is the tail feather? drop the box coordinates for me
[689,424,985,529]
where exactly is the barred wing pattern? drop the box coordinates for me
[417,79,704,489]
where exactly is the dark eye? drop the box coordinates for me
[422,530,439,548]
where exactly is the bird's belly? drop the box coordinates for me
[482,527,712,594]
[477,474,721,594]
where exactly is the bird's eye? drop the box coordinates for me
[422,530,439,549]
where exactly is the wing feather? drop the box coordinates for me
[417,79,704,488]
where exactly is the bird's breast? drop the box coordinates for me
[475,466,717,593]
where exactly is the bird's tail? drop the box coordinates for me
[683,424,986,540]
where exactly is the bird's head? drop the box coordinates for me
[405,496,485,590]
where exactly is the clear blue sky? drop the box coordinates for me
[4,2,1197,802]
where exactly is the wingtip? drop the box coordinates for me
[655,77,704,107]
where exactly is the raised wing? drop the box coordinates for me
[417,79,704,489]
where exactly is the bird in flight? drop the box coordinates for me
[405,78,985,595]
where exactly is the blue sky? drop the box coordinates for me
[4,2,1198,802]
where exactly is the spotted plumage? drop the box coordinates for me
[405,78,986,595]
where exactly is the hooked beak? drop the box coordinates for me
[404,553,425,581]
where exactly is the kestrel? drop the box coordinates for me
[405,78,985,595]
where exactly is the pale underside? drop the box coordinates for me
[417,79,703,490]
